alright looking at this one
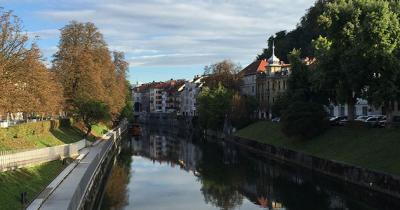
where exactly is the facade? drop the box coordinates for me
[239,59,268,96]
[256,44,291,119]
[132,80,184,114]
[328,100,400,117]
[178,76,205,117]
[149,88,163,113]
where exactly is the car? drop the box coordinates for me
[329,116,347,126]
[378,116,400,128]
[364,116,386,127]
[271,117,280,123]
[355,116,369,122]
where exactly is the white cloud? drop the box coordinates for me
[33,0,314,67]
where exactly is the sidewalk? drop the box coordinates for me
[27,140,108,210]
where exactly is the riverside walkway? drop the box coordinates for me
[27,121,127,210]
[29,141,107,210]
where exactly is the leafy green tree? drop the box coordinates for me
[313,0,400,121]
[72,98,111,138]
[281,101,328,140]
[257,0,329,61]
[197,83,232,131]
[274,49,329,139]
[271,92,290,117]
[230,94,257,129]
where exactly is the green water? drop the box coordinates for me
[100,127,400,210]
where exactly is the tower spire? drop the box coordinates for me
[272,39,276,57]
[268,37,280,65]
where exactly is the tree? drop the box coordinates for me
[230,94,257,129]
[53,21,106,106]
[313,0,400,121]
[203,60,242,92]
[0,9,63,117]
[257,0,330,62]
[281,101,328,140]
[72,98,110,138]
[274,49,329,139]
[197,83,232,131]
[53,21,128,119]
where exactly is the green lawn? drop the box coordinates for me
[0,161,65,210]
[91,123,109,137]
[235,121,400,175]
[0,121,109,151]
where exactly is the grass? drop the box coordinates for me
[235,121,400,175]
[0,121,109,151]
[91,123,109,137]
[0,161,65,210]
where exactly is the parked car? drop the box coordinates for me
[355,116,369,122]
[378,116,400,128]
[329,116,347,126]
[364,116,386,127]
[271,117,280,123]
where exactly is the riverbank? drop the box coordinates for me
[0,120,108,151]
[0,161,65,209]
[235,121,400,176]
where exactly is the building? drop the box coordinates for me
[132,80,185,114]
[149,87,163,113]
[239,59,268,96]
[178,76,205,117]
[256,43,291,119]
[328,99,400,117]
[161,80,185,113]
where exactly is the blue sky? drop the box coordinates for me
[0,0,315,84]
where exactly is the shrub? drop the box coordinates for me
[281,101,328,140]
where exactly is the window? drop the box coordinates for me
[252,86,255,93]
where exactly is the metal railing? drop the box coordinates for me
[0,139,87,172]
[68,119,127,210]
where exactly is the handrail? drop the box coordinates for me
[67,119,127,210]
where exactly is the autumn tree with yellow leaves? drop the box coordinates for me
[0,9,64,118]
[52,21,129,121]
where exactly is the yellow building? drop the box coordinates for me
[256,44,291,119]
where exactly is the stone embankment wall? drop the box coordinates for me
[228,136,400,199]
[0,139,86,172]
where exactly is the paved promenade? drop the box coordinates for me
[27,140,108,210]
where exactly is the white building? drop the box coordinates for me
[239,59,268,96]
[327,99,400,117]
[149,88,163,113]
[178,76,205,116]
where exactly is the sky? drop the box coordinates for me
[0,0,315,84]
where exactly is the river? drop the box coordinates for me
[100,125,400,210]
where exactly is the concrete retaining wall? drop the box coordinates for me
[0,139,86,172]
[229,136,400,199]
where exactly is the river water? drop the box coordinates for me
[100,126,400,210]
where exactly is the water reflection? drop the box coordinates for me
[101,126,400,210]
[101,139,133,210]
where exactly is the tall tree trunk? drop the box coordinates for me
[386,101,393,128]
[85,125,92,139]
[347,98,356,121]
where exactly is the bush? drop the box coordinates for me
[281,101,328,140]
[59,118,72,128]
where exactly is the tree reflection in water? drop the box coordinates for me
[100,127,400,210]
[101,141,132,210]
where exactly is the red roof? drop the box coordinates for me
[240,59,268,75]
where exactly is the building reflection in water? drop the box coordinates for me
[102,126,400,210]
